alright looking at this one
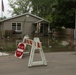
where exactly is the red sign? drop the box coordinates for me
[15,43,25,58]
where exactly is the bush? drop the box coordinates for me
[4,30,13,38]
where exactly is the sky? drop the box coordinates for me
[0,0,12,18]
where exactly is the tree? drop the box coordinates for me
[8,0,54,20]
[0,16,6,20]
[8,0,30,15]
[30,0,54,19]
[51,0,76,29]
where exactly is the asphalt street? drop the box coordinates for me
[0,52,76,75]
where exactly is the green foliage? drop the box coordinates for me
[51,0,76,29]
[8,0,55,20]
[4,30,13,38]
[30,0,54,18]
[0,16,6,20]
[8,0,30,15]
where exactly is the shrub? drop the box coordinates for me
[4,30,13,38]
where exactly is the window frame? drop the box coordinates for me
[11,22,22,32]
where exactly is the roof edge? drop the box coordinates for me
[0,13,45,22]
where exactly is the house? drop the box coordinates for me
[0,13,49,38]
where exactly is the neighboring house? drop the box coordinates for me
[0,13,49,38]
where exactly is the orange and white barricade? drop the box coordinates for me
[15,35,47,67]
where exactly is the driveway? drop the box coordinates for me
[0,52,76,75]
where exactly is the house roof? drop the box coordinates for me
[34,19,49,24]
[0,13,48,23]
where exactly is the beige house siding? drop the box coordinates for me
[23,22,33,35]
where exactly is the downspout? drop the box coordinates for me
[22,15,26,36]
[74,14,76,44]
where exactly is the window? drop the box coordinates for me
[12,23,16,30]
[17,23,21,30]
[12,23,22,32]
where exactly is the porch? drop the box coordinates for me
[32,20,49,37]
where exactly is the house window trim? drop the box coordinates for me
[11,22,22,32]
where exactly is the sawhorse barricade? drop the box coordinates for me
[15,35,47,67]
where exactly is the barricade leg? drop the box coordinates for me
[39,47,47,65]
[28,47,47,67]
[28,46,35,67]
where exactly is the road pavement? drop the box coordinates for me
[0,52,76,75]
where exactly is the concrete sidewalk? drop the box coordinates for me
[0,52,76,75]
[0,52,9,56]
